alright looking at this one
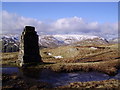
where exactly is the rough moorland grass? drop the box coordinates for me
[2,43,118,63]
[2,44,119,75]
[42,48,118,64]
[2,52,18,61]
[46,60,120,75]
[58,79,120,88]
[42,44,119,63]
[20,59,120,76]
[1,52,18,65]
[41,45,80,59]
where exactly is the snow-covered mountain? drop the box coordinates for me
[53,34,106,44]
[0,34,20,52]
[39,35,65,48]
[1,34,109,52]
[109,37,120,44]
[39,34,108,47]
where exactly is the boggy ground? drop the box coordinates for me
[2,73,52,89]
[1,43,120,89]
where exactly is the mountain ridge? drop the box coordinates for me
[1,34,110,52]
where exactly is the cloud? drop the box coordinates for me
[2,11,118,39]
[49,16,118,39]
[2,10,43,34]
[51,16,100,33]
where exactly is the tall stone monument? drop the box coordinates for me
[18,26,42,66]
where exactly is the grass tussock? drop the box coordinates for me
[58,79,120,88]
[47,60,120,75]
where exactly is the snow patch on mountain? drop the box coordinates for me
[1,34,109,52]
[53,34,105,44]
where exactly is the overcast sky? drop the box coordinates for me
[2,2,118,39]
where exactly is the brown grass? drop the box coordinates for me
[1,43,120,75]
[1,52,18,65]
[58,79,120,88]
[46,60,120,75]
[1,52,18,61]
[41,44,119,63]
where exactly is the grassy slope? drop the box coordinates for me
[1,43,120,75]
[41,43,119,63]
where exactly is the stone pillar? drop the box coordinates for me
[18,26,42,66]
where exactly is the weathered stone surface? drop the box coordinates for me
[18,26,42,66]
